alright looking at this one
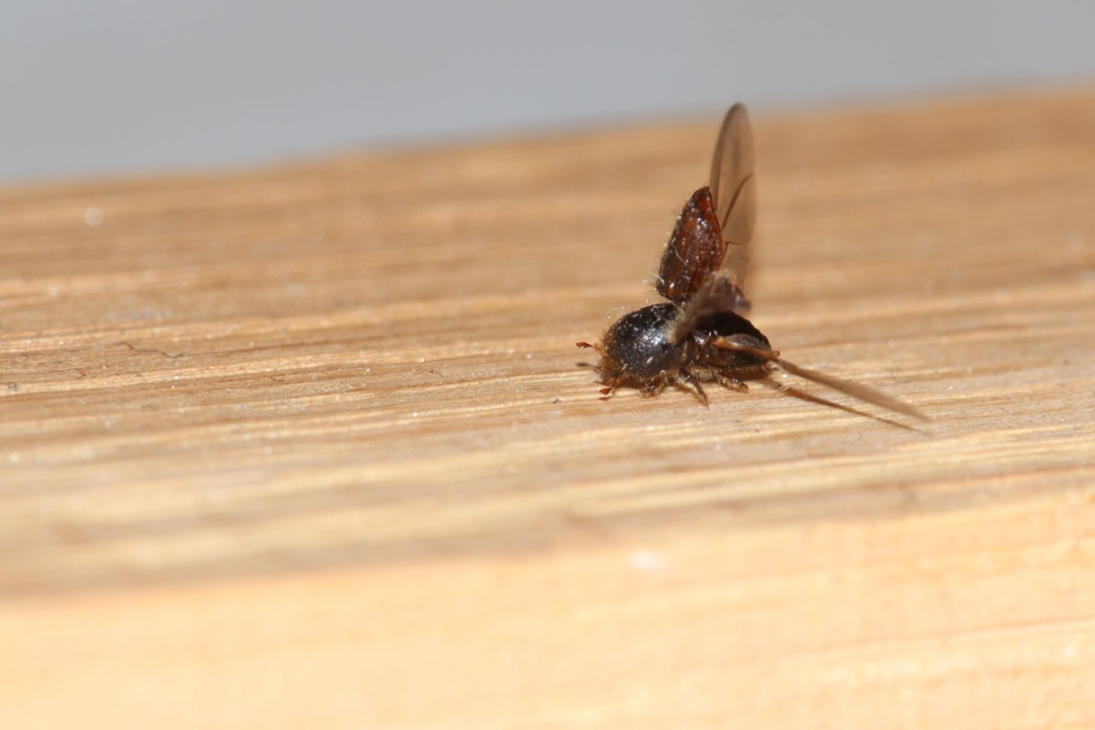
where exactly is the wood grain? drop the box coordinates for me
[2,89,1094,728]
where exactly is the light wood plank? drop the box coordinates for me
[1,89,1094,728]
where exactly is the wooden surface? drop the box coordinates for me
[2,90,1095,728]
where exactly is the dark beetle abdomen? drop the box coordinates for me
[695,311,769,346]
[692,310,772,370]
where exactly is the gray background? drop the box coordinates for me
[3,1,1094,182]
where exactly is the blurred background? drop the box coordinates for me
[3,1,1094,182]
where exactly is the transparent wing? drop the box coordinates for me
[708,103,756,288]
[710,336,928,420]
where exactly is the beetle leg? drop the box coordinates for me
[640,373,670,399]
[718,374,748,392]
[677,368,710,407]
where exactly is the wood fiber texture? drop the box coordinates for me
[1,90,1094,728]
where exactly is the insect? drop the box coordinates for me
[578,103,924,419]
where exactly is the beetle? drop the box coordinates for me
[578,103,923,419]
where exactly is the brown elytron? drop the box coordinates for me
[578,104,924,419]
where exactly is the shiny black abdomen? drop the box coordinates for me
[696,311,768,343]
[692,311,771,370]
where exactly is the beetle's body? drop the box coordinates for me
[578,103,924,419]
[596,302,770,401]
